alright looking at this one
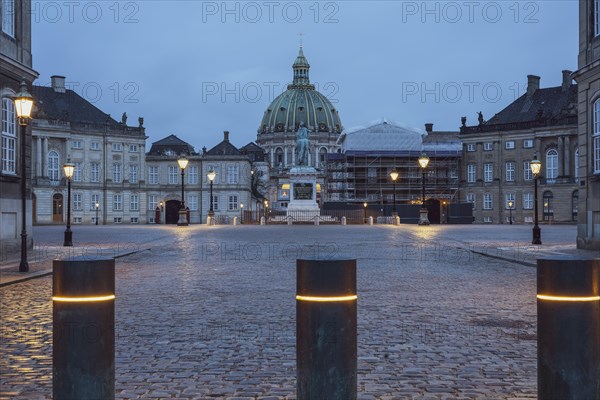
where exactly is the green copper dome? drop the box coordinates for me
[258,46,343,135]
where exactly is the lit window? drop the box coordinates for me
[1,97,16,174]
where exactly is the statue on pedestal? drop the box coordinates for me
[296,121,309,166]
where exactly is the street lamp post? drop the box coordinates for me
[63,160,75,246]
[264,199,269,222]
[177,156,189,226]
[240,203,244,224]
[531,157,542,244]
[389,169,399,216]
[418,153,430,225]
[13,81,34,272]
[95,202,99,225]
[207,170,216,218]
[363,201,368,223]
[508,200,513,225]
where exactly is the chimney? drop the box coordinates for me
[424,123,433,133]
[562,70,573,91]
[51,75,66,93]
[527,75,540,97]
[223,131,229,142]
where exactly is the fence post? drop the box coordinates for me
[341,216,346,226]
[314,217,320,226]
[53,256,115,399]
[368,216,373,226]
[288,216,293,225]
[537,256,600,399]
[233,216,238,226]
[296,259,357,400]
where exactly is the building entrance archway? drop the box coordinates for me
[165,200,181,224]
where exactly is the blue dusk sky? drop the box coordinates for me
[33,1,578,150]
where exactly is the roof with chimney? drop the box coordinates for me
[205,131,243,157]
[240,142,266,162]
[147,134,196,156]
[32,85,117,125]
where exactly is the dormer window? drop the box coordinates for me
[298,107,304,112]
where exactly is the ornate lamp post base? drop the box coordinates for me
[63,229,73,247]
[532,225,542,245]
[177,209,188,226]
[418,207,430,225]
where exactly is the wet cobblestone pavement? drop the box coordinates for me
[1,224,594,399]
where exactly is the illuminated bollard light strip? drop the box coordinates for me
[296,259,357,400]
[537,257,600,400]
[53,256,115,400]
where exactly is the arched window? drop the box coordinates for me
[546,149,558,181]
[543,191,554,221]
[572,190,579,221]
[47,150,60,181]
[1,97,16,174]
[319,147,328,165]
[275,147,283,165]
[574,148,579,181]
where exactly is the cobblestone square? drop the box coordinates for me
[1,224,597,399]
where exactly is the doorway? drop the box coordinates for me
[52,193,63,223]
[165,200,181,224]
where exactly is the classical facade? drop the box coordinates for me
[573,0,600,249]
[0,0,38,255]
[327,119,461,208]
[459,72,579,224]
[256,46,342,210]
[31,76,148,225]
[145,134,201,224]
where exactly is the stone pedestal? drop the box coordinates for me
[286,167,320,221]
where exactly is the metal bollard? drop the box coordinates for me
[288,216,293,225]
[233,216,238,226]
[296,259,357,400]
[395,215,400,225]
[53,256,115,400]
[260,216,266,225]
[537,256,600,399]
[341,216,346,226]
[314,218,320,226]
[206,216,212,225]
[368,216,373,226]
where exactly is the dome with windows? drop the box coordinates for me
[257,46,343,135]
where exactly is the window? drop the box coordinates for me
[188,166,198,184]
[129,144,138,152]
[188,194,198,211]
[523,192,533,210]
[449,167,458,179]
[466,193,475,210]
[228,195,238,211]
[595,0,600,36]
[466,143,476,152]
[483,142,493,151]
[130,217,138,223]
[112,143,122,152]
[546,149,558,181]
[483,216,493,223]
[211,195,219,211]
[148,195,158,210]
[91,142,100,150]
[505,162,515,182]
[91,194,100,210]
[2,0,14,37]
[113,194,122,211]
[523,161,533,181]
[467,164,476,183]
[73,193,82,210]
[90,163,100,183]
[130,194,139,211]
[113,217,122,223]
[72,141,83,149]
[543,191,554,221]
[483,193,492,210]
[594,100,600,173]
[47,151,60,181]
[129,164,138,183]
[73,162,82,182]
[484,163,493,182]
[113,163,122,183]
[574,148,579,181]
[227,165,239,184]
[505,141,515,150]
[505,193,515,209]
[73,217,82,224]
[572,190,579,221]
[523,139,534,148]
[1,97,16,174]
[149,166,158,184]
[275,147,283,165]
[169,166,178,184]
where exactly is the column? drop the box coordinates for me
[558,136,564,177]
[36,136,42,177]
[270,148,275,166]
[564,136,571,177]
[42,137,48,177]
[292,145,296,165]
[284,146,288,166]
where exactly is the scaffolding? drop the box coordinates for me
[326,150,461,205]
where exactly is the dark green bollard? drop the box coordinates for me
[53,256,115,400]
[537,256,600,400]
[296,259,357,400]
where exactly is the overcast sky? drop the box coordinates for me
[32,0,578,151]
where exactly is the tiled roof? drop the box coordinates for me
[32,85,116,124]
[147,134,195,156]
[205,140,242,157]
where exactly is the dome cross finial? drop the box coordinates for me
[299,32,303,48]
